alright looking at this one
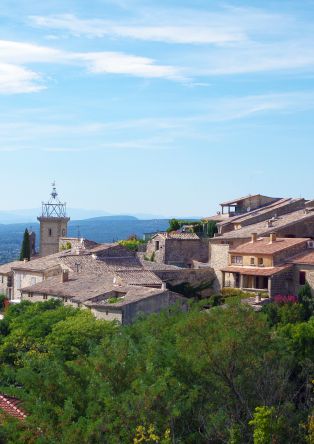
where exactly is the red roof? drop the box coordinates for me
[0,394,27,421]
[229,237,309,255]
[290,250,314,265]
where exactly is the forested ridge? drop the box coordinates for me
[0,297,313,443]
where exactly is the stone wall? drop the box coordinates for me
[38,217,69,257]
[91,307,122,322]
[273,241,308,265]
[269,268,294,297]
[210,242,231,290]
[292,264,314,296]
[122,291,186,325]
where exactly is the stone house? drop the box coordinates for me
[218,194,280,217]
[20,271,186,325]
[146,232,209,267]
[221,234,310,296]
[0,260,22,300]
[210,207,314,289]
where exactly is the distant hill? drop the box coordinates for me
[79,215,138,222]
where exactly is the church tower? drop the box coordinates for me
[37,183,70,257]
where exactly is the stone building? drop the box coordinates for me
[37,183,70,257]
[20,273,186,325]
[146,232,209,267]
[210,205,314,288]
[0,260,23,299]
[221,234,310,296]
[218,194,280,217]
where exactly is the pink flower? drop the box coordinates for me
[273,294,298,304]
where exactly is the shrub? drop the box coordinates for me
[273,294,298,305]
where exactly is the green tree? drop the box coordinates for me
[298,282,314,319]
[166,219,180,233]
[19,228,30,261]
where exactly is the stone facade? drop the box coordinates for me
[38,217,70,257]
[13,266,61,300]
[146,234,209,267]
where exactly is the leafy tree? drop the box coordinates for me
[19,228,30,261]
[298,282,314,319]
[166,219,180,233]
[206,220,218,238]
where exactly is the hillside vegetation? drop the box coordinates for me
[0,298,312,443]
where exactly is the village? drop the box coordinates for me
[0,185,313,324]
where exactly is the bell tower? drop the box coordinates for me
[37,182,70,257]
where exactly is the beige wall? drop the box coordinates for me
[230,254,273,267]
[91,307,122,322]
[38,217,69,257]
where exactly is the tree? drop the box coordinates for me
[298,282,314,319]
[206,221,218,238]
[19,228,30,261]
[166,219,180,233]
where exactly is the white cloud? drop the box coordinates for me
[0,63,44,94]
[0,39,183,94]
[30,13,246,44]
[79,52,184,80]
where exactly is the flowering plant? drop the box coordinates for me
[273,294,298,304]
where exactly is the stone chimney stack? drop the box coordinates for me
[269,233,277,244]
[61,269,69,283]
[251,233,257,243]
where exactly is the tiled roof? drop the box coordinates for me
[229,237,309,255]
[219,194,277,206]
[155,232,200,240]
[289,250,314,265]
[0,394,27,421]
[115,270,162,286]
[221,264,292,276]
[0,260,24,275]
[85,288,184,308]
[11,252,63,272]
[21,272,116,302]
[215,210,314,240]
[137,253,180,270]
[228,198,301,224]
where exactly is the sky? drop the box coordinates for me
[1,0,314,217]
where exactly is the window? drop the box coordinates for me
[48,228,52,236]
[299,271,306,286]
[250,257,255,266]
[258,257,264,266]
[62,229,66,236]
[43,295,48,300]
[155,241,160,251]
[231,256,243,265]
[31,277,36,286]
[1,276,3,284]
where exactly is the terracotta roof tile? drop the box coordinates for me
[221,264,292,276]
[0,395,27,421]
[229,237,309,255]
[289,250,314,265]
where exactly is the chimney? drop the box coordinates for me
[269,233,277,244]
[161,282,167,290]
[23,258,28,263]
[61,270,69,283]
[267,219,273,228]
[251,233,257,243]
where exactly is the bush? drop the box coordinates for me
[221,288,255,299]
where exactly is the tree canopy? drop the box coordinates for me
[0,298,312,443]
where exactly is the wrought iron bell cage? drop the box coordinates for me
[41,182,67,218]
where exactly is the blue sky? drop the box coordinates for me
[1,0,314,217]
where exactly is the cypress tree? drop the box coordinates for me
[20,228,30,261]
